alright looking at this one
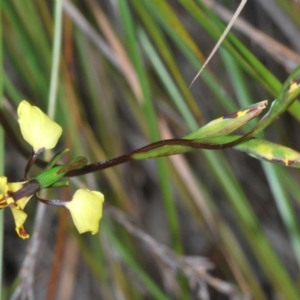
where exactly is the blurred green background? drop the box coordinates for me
[1,0,300,299]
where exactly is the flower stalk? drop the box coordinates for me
[1,66,300,239]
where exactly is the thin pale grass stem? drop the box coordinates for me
[203,0,300,71]
[106,204,241,298]
[12,1,64,299]
[189,0,247,87]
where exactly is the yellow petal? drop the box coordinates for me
[16,196,33,210]
[0,177,10,207]
[18,100,62,153]
[7,182,30,206]
[0,177,31,238]
[10,206,28,232]
[0,176,8,194]
[9,201,31,239]
[16,225,29,239]
[1,177,25,195]
[65,189,104,234]
[7,182,24,194]
[0,196,6,209]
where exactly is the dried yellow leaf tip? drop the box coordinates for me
[18,100,62,153]
[65,189,104,234]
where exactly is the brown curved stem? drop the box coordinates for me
[1,107,251,178]
[64,135,252,177]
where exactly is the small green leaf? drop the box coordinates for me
[44,148,70,171]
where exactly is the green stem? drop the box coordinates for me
[0,0,4,296]
[47,0,63,118]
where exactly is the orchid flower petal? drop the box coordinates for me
[16,225,30,239]
[7,182,33,208]
[0,176,32,238]
[18,100,62,153]
[10,207,29,239]
[65,189,104,234]
[0,176,8,194]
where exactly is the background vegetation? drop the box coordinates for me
[1,0,300,299]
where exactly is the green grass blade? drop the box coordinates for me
[104,220,169,300]
[116,0,183,256]
[132,0,203,123]
[262,162,300,268]
[138,29,198,130]
[0,0,4,296]
[142,0,236,111]
[47,0,63,117]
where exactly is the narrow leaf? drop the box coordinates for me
[133,101,267,160]
[235,138,300,167]
[186,100,267,139]
[252,65,300,135]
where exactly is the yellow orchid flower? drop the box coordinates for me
[65,189,104,234]
[18,100,62,153]
[1,101,105,239]
[0,176,34,239]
